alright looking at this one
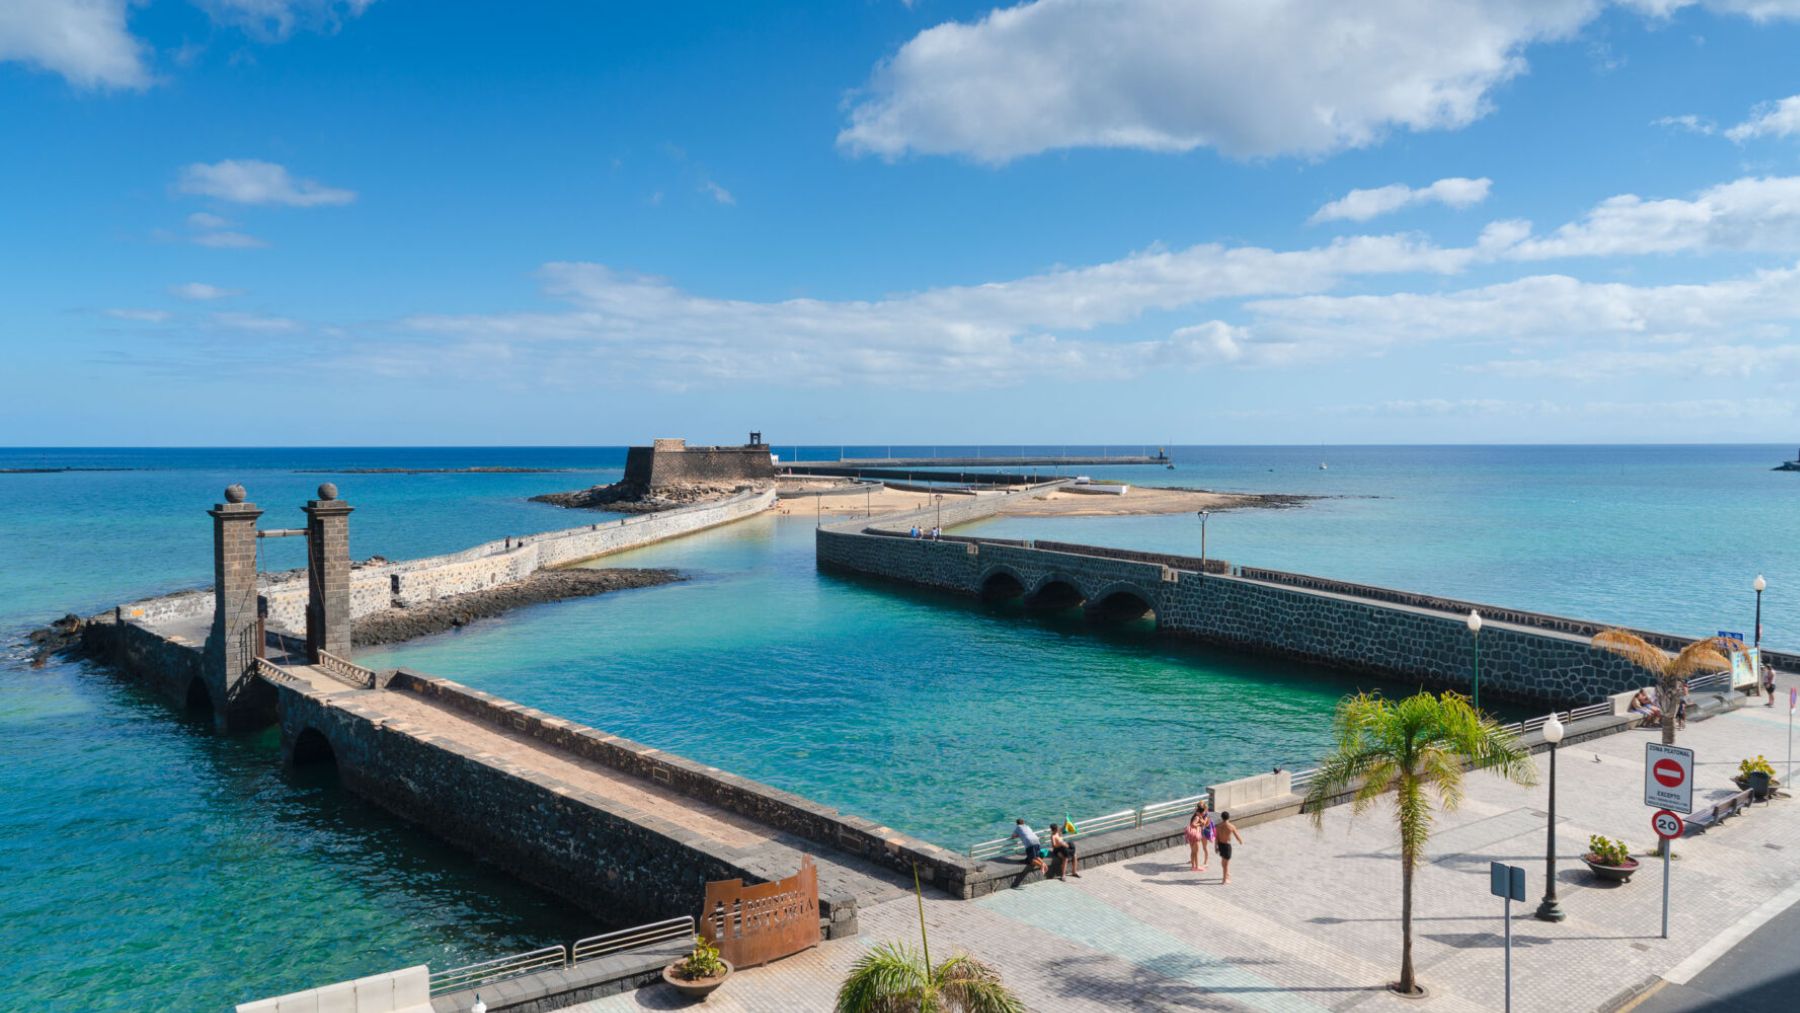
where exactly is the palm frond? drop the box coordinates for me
[932,953,1027,1013]
[1669,638,1731,679]
[836,943,927,1013]
[1592,629,1670,674]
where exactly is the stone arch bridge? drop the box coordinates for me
[817,524,1666,706]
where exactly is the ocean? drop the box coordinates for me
[2,444,1794,1009]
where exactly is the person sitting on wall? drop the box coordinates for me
[909,525,920,538]
[1629,688,1661,727]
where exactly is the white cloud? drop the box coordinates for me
[192,230,268,248]
[170,282,240,300]
[1726,94,1800,141]
[1504,176,1800,258]
[104,307,171,322]
[1195,263,1800,369]
[187,212,234,230]
[212,311,301,332]
[840,0,1608,162]
[399,233,1475,387]
[196,1,376,41]
[1620,0,1800,20]
[177,159,356,207]
[1653,113,1715,134]
[840,1,1800,164]
[1311,177,1492,224]
[0,0,149,89]
[700,180,735,205]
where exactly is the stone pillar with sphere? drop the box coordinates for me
[303,483,354,663]
[204,484,267,729]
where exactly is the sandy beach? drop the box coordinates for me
[773,480,1304,520]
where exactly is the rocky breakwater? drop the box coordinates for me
[532,479,766,514]
[352,567,683,647]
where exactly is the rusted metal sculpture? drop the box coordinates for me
[700,856,820,968]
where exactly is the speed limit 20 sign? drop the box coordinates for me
[1645,742,1695,814]
[1652,809,1684,840]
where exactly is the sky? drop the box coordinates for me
[5,0,1800,446]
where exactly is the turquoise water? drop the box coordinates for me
[2,444,1795,1009]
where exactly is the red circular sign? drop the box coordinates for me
[1653,758,1685,787]
[1652,809,1684,840]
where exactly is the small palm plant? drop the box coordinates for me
[1590,630,1732,746]
[834,868,1024,1013]
[1303,691,1536,997]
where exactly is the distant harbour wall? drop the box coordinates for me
[109,488,776,636]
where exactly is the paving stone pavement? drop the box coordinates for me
[573,692,1800,1012]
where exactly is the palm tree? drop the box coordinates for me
[1590,629,1733,746]
[1303,691,1536,997]
[835,867,1024,1013]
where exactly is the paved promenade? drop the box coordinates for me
[577,686,1800,1011]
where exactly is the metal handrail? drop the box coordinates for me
[570,916,693,965]
[964,700,1634,855]
[429,945,566,996]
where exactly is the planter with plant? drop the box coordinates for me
[1734,756,1779,799]
[1582,834,1640,883]
[663,934,733,1001]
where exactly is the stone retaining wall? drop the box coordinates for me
[116,489,775,635]
[390,672,983,899]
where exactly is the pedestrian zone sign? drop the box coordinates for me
[1644,742,1694,814]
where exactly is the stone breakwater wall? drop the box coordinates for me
[817,520,1655,705]
[112,489,775,634]
[389,672,982,900]
[277,676,759,927]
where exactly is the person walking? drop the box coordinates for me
[1765,661,1778,708]
[1049,824,1080,879]
[1012,818,1047,875]
[1215,812,1244,884]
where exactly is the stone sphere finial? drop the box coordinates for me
[224,484,246,504]
[318,482,339,501]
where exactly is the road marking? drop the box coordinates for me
[1661,875,1800,984]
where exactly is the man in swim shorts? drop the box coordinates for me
[1215,811,1245,884]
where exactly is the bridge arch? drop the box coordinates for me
[1085,581,1161,625]
[1026,573,1087,611]
[290,726,337,768]
[978,565,1028,601]
[184,676,214,714]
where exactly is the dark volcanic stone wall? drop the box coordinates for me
[816,528,1653,705]
[624,442,774,489]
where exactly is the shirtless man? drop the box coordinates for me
[1215,812,1245,884]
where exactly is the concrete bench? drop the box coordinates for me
[236,964,432,1013]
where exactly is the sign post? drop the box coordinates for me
[1490,861,1526,1012]
[1789,687,1796,787]
[1652,809,1684,939]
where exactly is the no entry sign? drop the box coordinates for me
[1645,742,1695,814]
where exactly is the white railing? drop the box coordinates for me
[429,945,566,997]
[964,700,1625,857]
[570,916,693,965]
[252,656,302,685]
[1687,671,1732,693]
[967,793,1205,860]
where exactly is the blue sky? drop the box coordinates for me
[5,0,1800,446]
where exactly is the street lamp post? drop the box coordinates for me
[933,493,943,532]
[1197,510,1210,575]
[1467,610,1484,711]
[1535,712,1566,922]
[1756,574,1768,705]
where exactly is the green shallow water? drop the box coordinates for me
[361,515,1524,849]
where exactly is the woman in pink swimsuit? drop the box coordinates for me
[1186,802,1213,871]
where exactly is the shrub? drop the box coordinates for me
[1588,834,1633,866]
[1739,755,1776,779]
[675,935,726,981]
